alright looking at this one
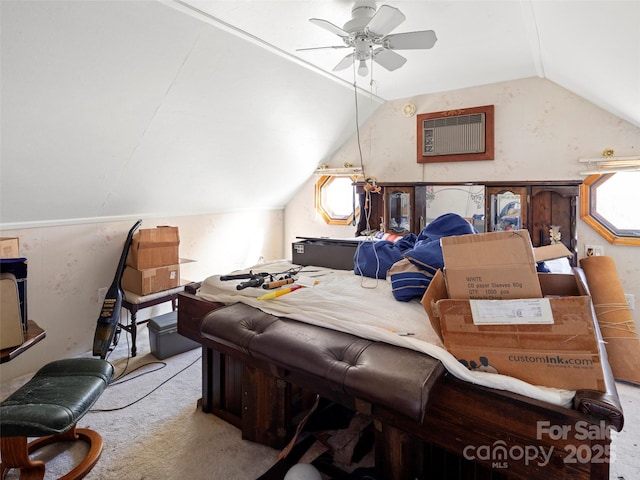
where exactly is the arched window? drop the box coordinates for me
[580,172,640,246]
[315,176,358,225]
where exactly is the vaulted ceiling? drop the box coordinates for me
[172,0,640,127]
[1,1,638,226]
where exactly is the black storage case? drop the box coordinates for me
[148,311,200,359]
[291,237,358,271]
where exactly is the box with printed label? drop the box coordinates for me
[126,226,180,270]
[421,269,606,391]
[441,229,542,300]
[121,264,180,296]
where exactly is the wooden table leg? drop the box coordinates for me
[130,310,138,357]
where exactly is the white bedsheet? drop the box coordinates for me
[197,260,575,408]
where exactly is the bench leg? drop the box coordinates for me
[0,424,103,480]
[241,365,290,449]
[375,421,424,480]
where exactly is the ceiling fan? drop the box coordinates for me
[299,1,437,77]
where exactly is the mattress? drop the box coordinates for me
[197,259,575,407]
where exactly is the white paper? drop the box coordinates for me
[470,298,554,325]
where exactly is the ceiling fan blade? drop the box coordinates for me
[333,52,355,72]
[309,18,349,38]
[372,48,407,71]
[296,45,350,52]
[365,5,406,37]
[384,30,438,50]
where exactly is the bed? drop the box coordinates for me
[177,259,623,480]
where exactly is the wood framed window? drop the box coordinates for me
[580,173,640,246]
[315,176,358,225]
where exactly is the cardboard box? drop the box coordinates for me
[0,237,20,259]
[533,243,573,263]
[441,229,542,299]
[121,264,180,296]
[126,226,180,270]
[421,269,606,391]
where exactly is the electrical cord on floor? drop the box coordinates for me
[105,310,162,383]
[109,359,168,386]
[91,311,201,412]
[89,354,201,413]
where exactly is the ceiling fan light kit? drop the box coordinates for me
[303,1,437,77]
[357,59,369,76]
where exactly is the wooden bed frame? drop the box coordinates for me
[177,286,623,480]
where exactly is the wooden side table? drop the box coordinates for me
[0,320,46,363]
[120,285,192,357]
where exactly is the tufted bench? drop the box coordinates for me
[181,296,625,480]
[1,358,114,480]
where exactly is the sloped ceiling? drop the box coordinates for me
[172,0,639,126]
[1,0,639,227]
[0,0,382,226]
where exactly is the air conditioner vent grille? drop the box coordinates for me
[422,113,486,156]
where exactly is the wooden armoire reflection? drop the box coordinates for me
[485,182,580,264]
[355,180,580,265]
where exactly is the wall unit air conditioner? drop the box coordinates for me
[417,105,494,163]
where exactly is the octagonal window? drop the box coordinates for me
[315,176,358,225]
[580,172,640,245]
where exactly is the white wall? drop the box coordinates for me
[0,210,283,381]
[284,77,640,329]
[4,77,639,383]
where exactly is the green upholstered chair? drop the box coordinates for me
[1,358,114,480]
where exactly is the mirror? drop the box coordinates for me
[425,185,485,232]
[489,190,522,232]
[387,189,411,233]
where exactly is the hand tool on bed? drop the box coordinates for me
[236,275,268,290]
[220,271,270,281]
[222,266,321,290]
[92,219,142,359]
[262,277,295,289]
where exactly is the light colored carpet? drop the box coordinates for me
[1,324,639,479]
[1,326,280,480]
[610,380,640,480]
